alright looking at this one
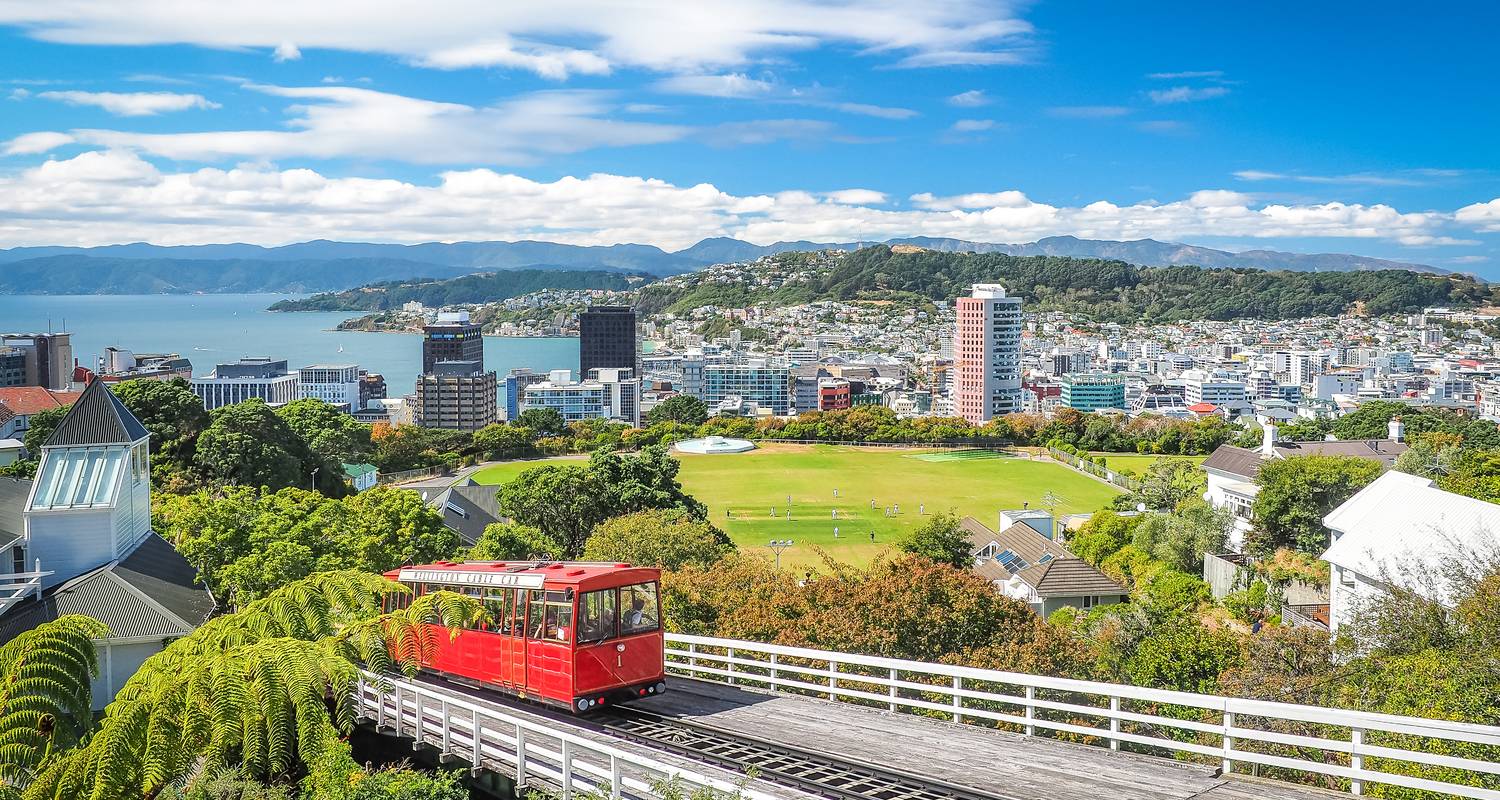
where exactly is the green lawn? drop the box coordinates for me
[1086,452,1207,477]
[471,445,1122,572]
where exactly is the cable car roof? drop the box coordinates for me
[391,561,658,590]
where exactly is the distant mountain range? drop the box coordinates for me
[0,235,1451,295]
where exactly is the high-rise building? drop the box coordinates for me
[0,333,73,391]
[421,311,483,374]
[1059,373,1127,412]
[700,361,792,416]
[190,357,299,409]
[503,368,549,421]
[298,364,361,410]
[579,306,637,377]
[0,348,25,388]
[953,284,1023,424]
[414,360,497,431]
[359,372,387,410]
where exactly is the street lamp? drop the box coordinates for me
[768,539,794,570]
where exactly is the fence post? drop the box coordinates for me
[610,755,623,800]
[561,739,573,800]
[472,709,481,767]
[952,676,963,723]
[727,647,736,685]
[440,699,451,757]
[412,692,424,748]
[769,653,779,686]
[828,660,838,700]
[1350,728,1364,795]
[515,726,528,788]
[1109,696,1121,750]
[392,684,401,735]
[888,668,898,712]
[688,642,697,672]
[1025,686,1035,736]
[1221,710,1235,775]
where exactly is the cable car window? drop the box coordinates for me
[528,590,545,639]
[485,589,508,633]
[619,582,660,635]
[511,589,526,637]
[578,589,617,643]
[527,589,574,643]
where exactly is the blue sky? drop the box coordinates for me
[1,1,1497,274]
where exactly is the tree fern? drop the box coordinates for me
[20,571,482,800]
[0,615,107,790]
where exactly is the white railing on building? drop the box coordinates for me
[664,633,1500,800]
[353,672,779,800]
[0,559,51,617]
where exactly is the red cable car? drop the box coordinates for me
[384,561,667,713]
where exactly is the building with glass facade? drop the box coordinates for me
[1059,373,1128,412]
[701,362,792,416]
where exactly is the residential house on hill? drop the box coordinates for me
[431,479,503,546]
[0,379,214,708]
[0,386,82,437]
[963,516,1125,615]
[1202,421,1408,550]
[1321,470,1500,639]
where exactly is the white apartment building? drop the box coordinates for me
[701,361,792,416]
[190,357,299,410]
[954,284,1023,424]
[1182,371,1247,407]
[298,364,361,410]
[522,368,641,426]
[1289,351,1332,388]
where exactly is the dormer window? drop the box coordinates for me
[31,447,125,509]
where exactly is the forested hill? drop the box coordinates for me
[268,269,649,311]
[639,246,1496,322]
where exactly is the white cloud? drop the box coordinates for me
[3,131,76,155]
[34,90,220,116]
[1234,169,1439,187]
[1146,70,1223,80]
[1148,85,1229,104]
[949,119,995,132]
[1457,199,1500,232]
[699,119,834,147]
[0,150,1470,251]
[272,41,301,62]
[15,84,687,165]
[0,1,1036,79]
[1046,105,1129,119]
[947,89,990,107]
[655,73,773,98]
[828,102,916,120]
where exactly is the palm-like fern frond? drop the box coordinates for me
[0,615,107,788]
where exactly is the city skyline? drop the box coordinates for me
[0,4,1497,273]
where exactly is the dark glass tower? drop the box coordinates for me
[579,306,637,377]
[422,313,483,374]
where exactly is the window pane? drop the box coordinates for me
[527,591,546,639]
[619,582,660,635]
[579,589,617,643]
[550,601,573,643]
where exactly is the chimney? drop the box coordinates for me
[1389,416,1404,443]
[1261,422,1277,456]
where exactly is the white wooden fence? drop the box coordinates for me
[665,633,1500,800]
[354,671,778,800]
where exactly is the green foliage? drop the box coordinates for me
[1250,455,1384,556]
[515,408,568,439]
[113,378,211,464]
[20,406,68,456]
[1068,510,1137,566]
[0,616,108,790]
[1136,570,1212,617]
[896,511,972,569]
[268,269,643,312]
[195,400,346,495]
[467,522,558,561]
[1117,458,1207,512]
[1126,623,1242,693]
[1333,400,1500,449]
[583,509,734,570]
[155,486,458,607]
[647,394,710,427]
[1128,500,1232,574]
[471,423,535,459]
[1222,580,1270,624]
[498,446,705,557]
[275,399,373,466]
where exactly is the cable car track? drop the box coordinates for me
[594,707,1022,800]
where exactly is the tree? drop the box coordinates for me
[1068,510,1136,566]
[1126,623,1243,693]
[472,422,535,458]
[647,394,709,427]
[584,509,734,570]
[194,399,343,493]
[468,522,558,560]
[340,485,459,573]
[897,511,971,569]
[1129,500,1232,574]
[0,615,108,791]
[1250,455,1383,555]
[275,397,372,465]
[1117,458,1206,512]
[112,377,210,464]
[20,405,69,455]
[515,407,568,438]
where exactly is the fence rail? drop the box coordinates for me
[1045,446,1141,490]
[664,633,1500,800]
[378,466,449,485]
[354,671,778,800]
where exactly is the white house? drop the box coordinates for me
[1321,470,1500,639]
[0,380,214,709]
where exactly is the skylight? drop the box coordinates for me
[29,447,124,510]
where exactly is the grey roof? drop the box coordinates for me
[438,483,502,545]
[1202,439,1409,480]
[1024,558,1126,597]
[0,477,29,550]
[1201,445,1265,479]
[962,516,1068,565]
[963,516,1123,597]
[0,533,213,642]
[44,380,149,447]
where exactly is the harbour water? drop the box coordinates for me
[0,294,579,385]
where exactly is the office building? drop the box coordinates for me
[1060,373,1127,412]
[522,368,641,426]
[1,333,73,391]
[0,348,25,388]
[701,361,792,416]
[953,284,1023,424]
[414,361,497,431]
[504,368,549,421]
[579,306,638,377]
[96,349,192,383]
[359,372,387,409]
[1183,372,1247,407]
[422,311,483,374]
[818,377,852,411]
[190,357,299,409]
[298,364,362,410]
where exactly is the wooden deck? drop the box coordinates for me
[653,678,1345,800]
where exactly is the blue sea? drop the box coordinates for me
[0,294,579,387]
